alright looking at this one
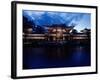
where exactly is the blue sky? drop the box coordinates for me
[23,10,91,32]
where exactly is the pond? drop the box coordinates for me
[23,43,91,69]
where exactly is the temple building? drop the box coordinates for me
[44,24,74,41]
[23,24,90,44]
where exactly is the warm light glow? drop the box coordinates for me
[27,28,33,33]
[57,28,61,31]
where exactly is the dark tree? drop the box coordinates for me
[81,28,91,36]
[71,29,78,34]
[81,28,90,33]
[23,16,35,33]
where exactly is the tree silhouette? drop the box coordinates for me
[23,16,35,33]
[71,29,78,34]
[81,28,90,34]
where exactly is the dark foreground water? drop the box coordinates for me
[23,43,91,69]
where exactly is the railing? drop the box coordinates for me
[23,33,90,40]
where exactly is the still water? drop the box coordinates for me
[23,44,90,69]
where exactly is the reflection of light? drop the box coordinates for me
[72,46,84,62]
[79,46,83,50]
[76,46,83,51]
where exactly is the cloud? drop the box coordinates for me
[23,10,90,31]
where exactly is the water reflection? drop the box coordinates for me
[23,44,90,69]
